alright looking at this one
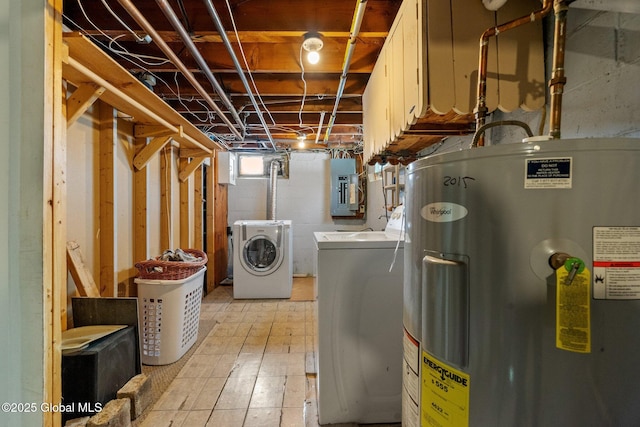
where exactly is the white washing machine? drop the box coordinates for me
[312,206,404,424]
[233,220,293,299]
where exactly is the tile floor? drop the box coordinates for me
[138,282,323,427]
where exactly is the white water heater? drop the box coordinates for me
[402,138,640,426]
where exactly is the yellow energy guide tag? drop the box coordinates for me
[421,352,470,427]
[556,258,591,353]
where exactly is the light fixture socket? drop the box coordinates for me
[302,32,324,53]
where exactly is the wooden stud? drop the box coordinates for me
[160,146,172,250]
[133,136,148,279]
[214,161,229,288]
[179,158,191,249]
[45,1,65,425]
[99,101,116,297]
[205,158,216,293]
[66,82,105,127]
[193,165,204,250]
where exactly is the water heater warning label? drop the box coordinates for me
[421,353,469,427]
[524,157,572,189]
[593,226,640,300]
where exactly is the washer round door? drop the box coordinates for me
[241,234,284,276]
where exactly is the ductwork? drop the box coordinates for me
[323,0,368,143]
[117,0,243,141]
[267,160,279,220]
[202,0,277,151]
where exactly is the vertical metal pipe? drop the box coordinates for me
[267,160,279,220]
[473,0,553,146]
[549,0,569,139]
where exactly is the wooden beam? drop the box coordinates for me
[66,83,105,127]
[66,241,100,298]
[160,146,172,250]
[214,170,228,288]
[179,158,191,249]
[193,166,204,250]
[205,159,216,293]
[133,134,173,171]
[99,101,116,297]
[46,1,65,424]
[133,136,148,279]
[63,33,220,152]
[134,124,183,139]
[179,156,207,183]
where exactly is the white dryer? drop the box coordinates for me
[233,220,293,299]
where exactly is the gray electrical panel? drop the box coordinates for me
[330,159,359,217]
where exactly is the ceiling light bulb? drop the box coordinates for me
[307,51,320,65]
[302,33,323,66]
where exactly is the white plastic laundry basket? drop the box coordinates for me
[135,267,205,365]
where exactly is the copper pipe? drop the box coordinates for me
[549,1,569,139]
[474,0,553,146]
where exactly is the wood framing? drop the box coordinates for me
[179,158,191,249]
[133,136,148,269]
[99,101,116,297]
[160,146,172,250]
[66,241,101,297]
[214,171,228,287]
[205,157,216,293]
[65,82,105,127]
[46,0,65,425]
[193,166,204,250]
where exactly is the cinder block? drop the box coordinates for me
[64,416,90,427]
[87,399,131,427]
[117,373,152,420]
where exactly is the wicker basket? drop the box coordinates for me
[135,249,208,280]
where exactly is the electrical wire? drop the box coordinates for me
[298,44,308,130]
[223,0,276,127]
[66,2,224,136]
[99,0,146,42]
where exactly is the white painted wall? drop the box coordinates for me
[66,105,192,301]
[228,152,378,275]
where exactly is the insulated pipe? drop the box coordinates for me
[154,0,246,135]
[323,0,368,143]
[116,0,242,140]
[267,160,279,220]
[549,0,569,139]
[202,0,277,151]
[474,0,553,145]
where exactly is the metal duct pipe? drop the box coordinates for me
[202,0,277,151]
[116,0,242,141]
[267,160,279,220]
[323,0,368,143]
[549,0,569,139]
[154,0,245,134]
[474,0,553,146]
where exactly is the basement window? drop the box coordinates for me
[237,154,289,179]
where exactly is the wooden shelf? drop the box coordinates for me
[62,32,221,154]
